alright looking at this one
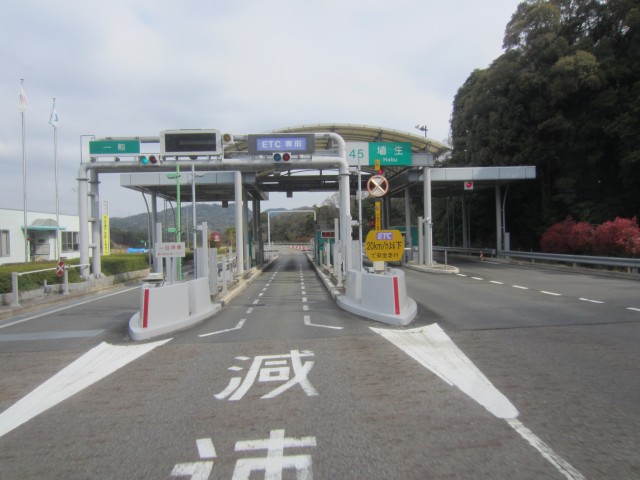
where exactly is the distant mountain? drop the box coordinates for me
[110,203,322,233]
[111,202,242,232]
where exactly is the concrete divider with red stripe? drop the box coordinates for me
[336,268,416,326]
[129,278,221,341]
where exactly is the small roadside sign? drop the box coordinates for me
[365,230,405,262]
[155,242,186,258]
[56,260,65,276]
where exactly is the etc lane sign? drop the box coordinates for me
[248,134,316,154]
[365,230,405,262]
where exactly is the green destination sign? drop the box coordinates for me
[369,142,412,166]
[89,140,141,155]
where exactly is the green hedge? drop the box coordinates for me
[101,253,149,276]
[0,254,150,295]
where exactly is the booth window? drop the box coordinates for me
[62,231,79,252]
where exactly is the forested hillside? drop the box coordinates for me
[449,0,639,248]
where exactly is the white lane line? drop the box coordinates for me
[456,274,467,277]
[579,298,604,304]
[471,277,483,281]
[258,293,264,297]
[512,285,529,290]
[302,305,309,311]
[371,324,585,480]
[507,419,586,480]
[0,287,140,330]
[246,308,253,315]
[199,319,247,338]
[303,315,343,330]
[489,281,504,285]
[541,291,562,296]
[0,338,171,439]
[302,297,307,303]
[252,299,260,305]
[0,330,103,342]
[371,324,517,418]
[627,307,640,312]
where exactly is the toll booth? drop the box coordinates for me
[315,229,335,264]
[389,226,418,261]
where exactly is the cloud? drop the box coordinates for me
[0,0,522,217]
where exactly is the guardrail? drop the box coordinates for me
[10,263,91,307]
[499,250,640,273]
[433,246,640,274]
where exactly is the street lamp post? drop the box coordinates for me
[414,124,428,138]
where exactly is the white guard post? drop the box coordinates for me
[129,277,221,341]
[337,267,417,326]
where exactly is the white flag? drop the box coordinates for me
[18,82,27,112]
[49,100,59,128]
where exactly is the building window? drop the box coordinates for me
[61,231,79,252]
[0,230,9,257]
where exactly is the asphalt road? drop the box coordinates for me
[0,251,638,479]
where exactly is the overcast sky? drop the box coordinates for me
[1,0,522,218]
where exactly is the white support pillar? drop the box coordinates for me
[423,167,433,266]
[252,196,262,265]
[155,222,163,277]
[336,137,352,275]
[89,169,101,277]
[418,216,424,265]
[333,217,340,277]
[234,171,244,275]
[243,184,250,270]
[151,193,159,273]
[404,187,412,261]
[78,164,90,278]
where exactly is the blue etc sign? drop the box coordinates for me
[248,134,315,155]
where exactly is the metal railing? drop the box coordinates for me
[500,250,640,273]
[10,263,90,307]
[433,246,640,274]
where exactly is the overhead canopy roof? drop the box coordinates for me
[270,123,450,157]
[122,124,452,202]
[119,125,534,203]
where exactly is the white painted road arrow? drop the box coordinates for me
[0,339,171,439]
[371,324,586,480]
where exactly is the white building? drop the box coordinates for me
[0,208,87,265]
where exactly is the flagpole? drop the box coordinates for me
[20,79,28,263]
[51,98,60,260]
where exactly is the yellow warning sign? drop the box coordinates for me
[365,229,405,262]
